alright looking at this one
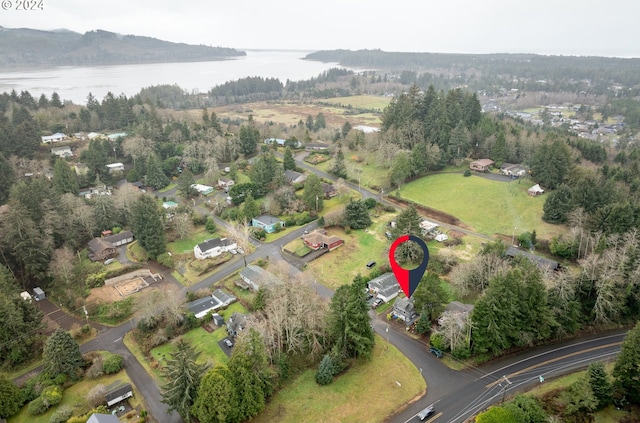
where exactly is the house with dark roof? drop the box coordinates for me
[104,383,133,407]
[302,229,344,251]
[185,296,222,319]
[226,312,247,337]
[194,237,237,260]
[322,182,337,199]
[104,231,134,247]
[393,297,419,325]
[239,265,281,291]
[212,289,236,307]
[284,170,306,184]
[251,215,284,233]
[87,238,116,262]
[506,246,559,270]
[470,159,494,172]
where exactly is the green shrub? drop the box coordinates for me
[205,216,216,233]
[318,216,325,226]
[316,354,337,385]
[157,252,175,268]
[463,169,471,177]
[364,198,377,209]
[430,333,446,351]
[102,354,124,374]
[28,396,48,415]
[49,405,73,423]
[41,385,63,407]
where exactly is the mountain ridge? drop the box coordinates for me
[0,26,246,69]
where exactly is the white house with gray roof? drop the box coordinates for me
[368,272,400,303]
[194,237,237,260]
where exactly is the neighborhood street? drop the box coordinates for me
[33,155,625,423]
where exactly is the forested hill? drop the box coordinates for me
[305,49,640,88]
[0,27,245,69]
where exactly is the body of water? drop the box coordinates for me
[0,50,341,104]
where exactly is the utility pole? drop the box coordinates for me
[500,375,512,404]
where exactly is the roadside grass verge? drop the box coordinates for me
[126,241,148,262]
[395,174,566,240]
[251,335,425,423]
[306,213,396,290]
[157,183,177,194]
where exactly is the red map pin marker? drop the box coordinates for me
[389,235,430,298]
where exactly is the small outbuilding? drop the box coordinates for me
[528,184,545,196]
[33,287,46,301]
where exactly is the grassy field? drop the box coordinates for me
[396,174,566,239]
[306,213,396,290]
[316,152,391,190]
[151,326,230,371]
[251,335,425,423]
[8,369,140,423]
[319,95,391,111]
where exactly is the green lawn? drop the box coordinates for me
[306,213,396,290]
[151,303,248,368]
[252,335,425,423]
[167,226,216,254]
[9,369,136,423]
[396,174,566,239]
[316,153,390,190]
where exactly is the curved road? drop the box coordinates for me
[68,163,626,423]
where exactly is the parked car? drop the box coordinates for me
[366,261,376,269]
[371,298,383,309]
[417,404,435,420]
[429,347,443,358]
[224,339,233,347]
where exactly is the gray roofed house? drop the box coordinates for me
[284,169,306,184]
[186,296,222,319]
[212,289,236,307]
[393,297,419,325]
[193,237,237,260]
[87,414,121,423]
[506,246,559,270]
[226,312,247,337]
[251,215,285,233]
[104,231,134,247]
[239,265,281,291]
[87,237,116,262]
[368,273,400,303]
[104,383,133,407]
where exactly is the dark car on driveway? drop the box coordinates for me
[429,347,443,358]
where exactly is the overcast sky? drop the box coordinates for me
[2,0,639,57]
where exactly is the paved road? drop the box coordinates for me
[389,330,625,423]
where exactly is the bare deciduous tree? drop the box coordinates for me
[450,252,509,296]
[172,213,193,240]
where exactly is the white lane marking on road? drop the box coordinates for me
[114,337,122,342]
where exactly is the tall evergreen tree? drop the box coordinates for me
[613,321,640,405]
[390,151,412,188]
[241,192,260,221]
[331,148,348,179]
[542,184,574,223]
[283,146,296,171]
[0,153,15,205]
[131,195,166,259]
[343,199,371,229]
[177,169,198,199]
[302,174,323,212]
[238,124,259,155]
[588,362,612,410]
[531,138,572,190]
[192,365,237,423]
[491,131,508,165]
[329,280,375,359]
[145,153,170,190]
[392,206,424,263]
[52,159,79,195]
[249,152,279,189]
[0,265,44,366]
[161,339,210,423]
[43,328,84,380]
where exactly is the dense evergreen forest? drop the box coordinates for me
[306,49,640,97]
[0,27,245,68]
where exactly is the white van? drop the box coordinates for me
[417,404,435,420]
